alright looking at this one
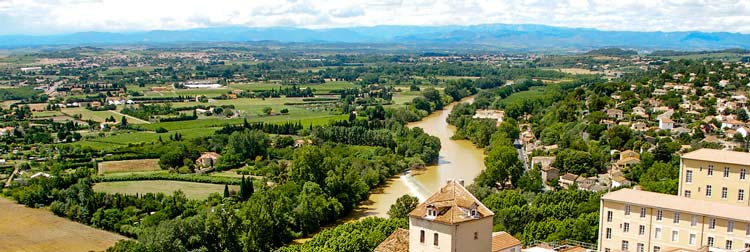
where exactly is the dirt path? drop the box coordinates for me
[0,197,126,252]
[3,165,17,188]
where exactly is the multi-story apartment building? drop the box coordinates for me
[599,149,750,252]
[679,149,750,206]
[599,188,750,252]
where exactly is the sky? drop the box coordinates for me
[0,0,749,35]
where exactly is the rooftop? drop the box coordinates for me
[602,189,750,222]
[374,228,409,252]
[408,179,494,224]
[680,148,750,166]
[492,231,521,252]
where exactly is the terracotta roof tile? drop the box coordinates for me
[408,180,494,224]
[492,232,521,252]
[374,228,409,252]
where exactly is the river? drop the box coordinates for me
[349,96,486,219]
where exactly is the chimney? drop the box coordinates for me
[458,179,465,186]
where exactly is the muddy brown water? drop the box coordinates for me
[348,96,486,219]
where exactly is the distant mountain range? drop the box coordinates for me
[2,24,750,51]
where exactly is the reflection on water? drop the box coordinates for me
[348,96,486,219]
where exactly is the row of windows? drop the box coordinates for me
[609,209,750,234]
[695,166,747,180]
[614,239,750,251]
[419,230,439,246]
[695,185,745,201]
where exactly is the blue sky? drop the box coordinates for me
[0,0,749,35]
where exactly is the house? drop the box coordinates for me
[473,110,504,125]
[631,122,649,132]
[541,166,560,182]
[559,173,578,189]
[610,175,631,188]
[659,117,674,130]
[196,152,221,168]
[375,179,514,252]
[606,108,624,120]
[616,150,641,168]
[491,232,522,252]
[30,172,52,179]
[0,126,15,136]
[530,156,555,169]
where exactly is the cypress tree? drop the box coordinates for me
[239,175,246,200]
[223,184,230,198]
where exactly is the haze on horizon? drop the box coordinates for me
[0,0,749,35]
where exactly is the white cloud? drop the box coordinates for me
[0,0,748,35]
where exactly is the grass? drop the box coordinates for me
[97,159,160,175]
[0,197,126,252]
[496,86,548,107]
[92,180,239,200]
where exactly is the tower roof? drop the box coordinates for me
[408,179,494,224]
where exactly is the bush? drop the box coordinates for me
[155,127,168,133]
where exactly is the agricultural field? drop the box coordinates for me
[0,197,126,252]
[92,180,239,200]
[61,107,149,124]
[97,159,160,175]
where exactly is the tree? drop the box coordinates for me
[239,175,254,201]
[262,107,272,115]
[477,145,523,189]
[388,195,419,219]
[120,116,128,128]
[739,109,749,122]
[518,166,544,193]
[224,184,230,198]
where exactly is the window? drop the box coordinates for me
[622,241,629,251]
[607,211,613,222]
[637,243,644,252]
[689,233,697,245]
[474,232,478,240]
[691,215,697,227]
[740,189,745,201]
[672,230,679,242]
[624,222,630,232]
[726,240,733,250]
[728,220,735,233]
[724,167,730,178]
[709,218,716,229]
[640,207,646,218]
[708,237,715,247]
[625,205,631,216]
[653,246,661,252]
[656,209,663,221]
[746,223,750,236]
[605,249,611,252]
[606,228,612,239]
[745,243,750,248]
[639,225,645,235]
[708,165,714,176]
[707,185,713,197]
[685,190,691,198]
[741,168,746,180]
[655,228,662,239]
[674,212,680,224]
[686,170,693,183]
[722,187,728,199]
[420,230,425,243]
[433,233,438,246]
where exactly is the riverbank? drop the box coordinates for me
[348,96,486,219]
